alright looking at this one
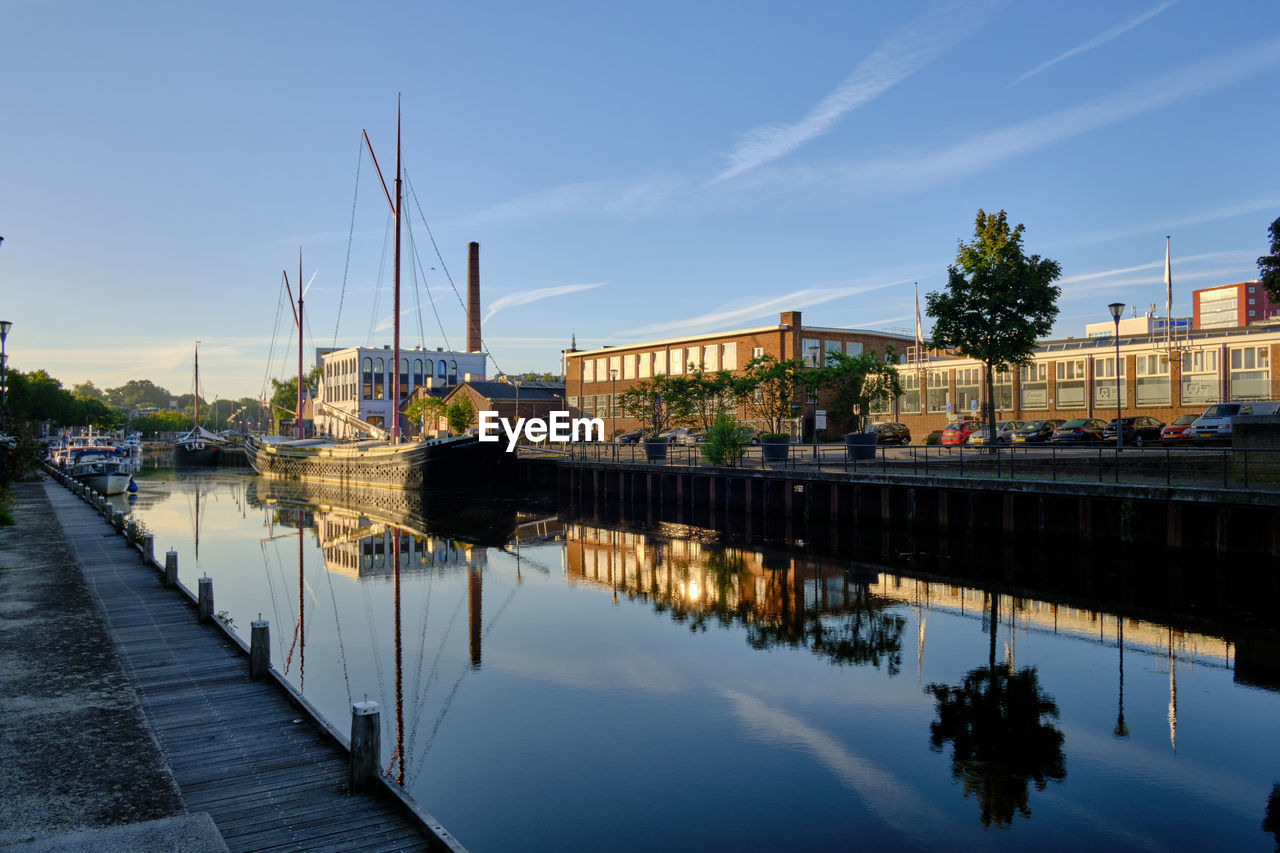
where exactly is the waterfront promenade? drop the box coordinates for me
[0,477,450,851]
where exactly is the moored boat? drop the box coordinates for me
[175,345,225,466]
[70,447,132,495]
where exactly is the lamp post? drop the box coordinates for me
[1108,303,1124,451]
[0,320,11,414]
[609,369,618,457]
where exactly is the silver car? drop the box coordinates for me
[965,420,1024,445]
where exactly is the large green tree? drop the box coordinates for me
[736,354,806,437]
[926,210,1061,452]
[814,349,903,433]
[104,378,173,410]
[1259,215,1280,302]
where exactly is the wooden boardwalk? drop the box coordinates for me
[44,480,460,852]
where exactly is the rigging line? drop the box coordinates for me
[259,536,288,667]
[403,227,429,348]
[367,208,393,347]
[260,279,287,403]
[404,218,451,350]
[403,171,506,376]
[403,580,466,765]
[333,136,364,350]
[404,560,441,759]
[322,545,354,706]
[361,571,389,714]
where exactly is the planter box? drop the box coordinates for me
[644,439,669,461]
[844,432,878,461]
[760,435,790,463]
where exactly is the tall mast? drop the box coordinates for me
[392,96,402,444]
[298,250,304,440]
[193,343,199,429]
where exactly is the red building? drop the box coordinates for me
[1193,281,1278,329]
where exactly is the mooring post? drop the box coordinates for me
[350,700,381,792]
[140,533,154,563]
[126,519,137,546]
[197,575,213,624]
[112,510,124,534]
[249,616,269,680]
[164,549,178,588]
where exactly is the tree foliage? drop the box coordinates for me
[104,378,172,410]
[927,210,1061,450]
[405,397,447,436]
[665,367,737,430]
[812,349,903,433]
[1259,215,1280,302]
[737,354,805,437]
[618,376,687,438]
[5,369,125,429]
[446,396,476,436]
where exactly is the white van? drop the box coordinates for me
[1191,401,1280,443]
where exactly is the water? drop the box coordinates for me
[125,467,1280,851]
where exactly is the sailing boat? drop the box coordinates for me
[244,100,503,490]
[175,343,226,466]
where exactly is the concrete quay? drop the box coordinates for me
[2,475,462,851]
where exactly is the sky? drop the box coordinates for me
[2,0,1278,403]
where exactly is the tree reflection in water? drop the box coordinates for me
[926,596,1065,828]
[1264,783,1280,851]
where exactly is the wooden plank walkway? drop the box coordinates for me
[43,479,458,852]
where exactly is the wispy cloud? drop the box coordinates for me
[810,36,1280,194]
[622,278,909,338]
[1008,1,1178,87]
[483,282,606,324]
[458,176,681,227]
[1057,193,1280,248]
[1057,250,1258,287]
[713,0,1001,183]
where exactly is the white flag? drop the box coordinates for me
[1164,236,1172,319]
[914,282,923,348]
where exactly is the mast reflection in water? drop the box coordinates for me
[129,469,1280,853]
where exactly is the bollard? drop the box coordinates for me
[164,550,178,588]
[102,499,113,520]
[141,533,154,562]
[126,520,137,546]
[112,511,125,534]
[350,700,381,792]
[197,576,213,624]
[249,617,269,680]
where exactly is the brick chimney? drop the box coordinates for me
[467,242,481,352]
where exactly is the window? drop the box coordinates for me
[670,348,683,374]
[583,359,595,383]
[956,367,980,415]
[686,348,699,373]
[414,359,424,391]
[654,350,668,376]
[992,367,1013,412]
[362,357,373,400]
[1093,356,1126,408]
[1020,363,1048,410]
[926,370,949,413]
[1056,359,1085,409]
[1180,349,1218,405]
[723,343,738,371]
[582,396,595,417]
[568,396,578,409]
[374,358,385,399]
[1230,345,1270,400]
[595,358,607,380]
[751,347,764,360]
[437,360,447,383]
[1136,352,1170,406]
[703,345,719,371]
[623,354,635,380]
[449,360,458,385]
[847,341,863,356]
[1199,287,1238,329]
[638,352,651,379]
[400,358,410,400]
[825,341,842,367]
[802,338,822,367]
[900,372,921,414]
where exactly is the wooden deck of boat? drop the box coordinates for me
[44,480,453,852]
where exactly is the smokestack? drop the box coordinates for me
[467,242,481,352]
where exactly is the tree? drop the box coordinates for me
[927,210,1061,453]
[668,367,737,430]
[737,355,806,437]
[405,397,447,436]
[618,376,689,438]
[105,379,173,410]
[71,381,105,401]
[814,349,903,433]
[1259,215,1280,302]
[446,396,476,436]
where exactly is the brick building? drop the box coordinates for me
[1193,281,1279,329]
[563,311,913,439]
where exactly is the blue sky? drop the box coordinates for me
[3,0,1278,401]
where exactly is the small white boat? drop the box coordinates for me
[70,447,132,495]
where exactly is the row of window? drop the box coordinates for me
[580,343,741,384]
[324,356,458,402]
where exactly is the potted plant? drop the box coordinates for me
[618,377,687,461]
[737,355,806,463]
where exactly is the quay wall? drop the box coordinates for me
[518,458,1280,558]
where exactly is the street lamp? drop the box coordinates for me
[0,320,11,413]
[609,369,618,455]
[1108,303,1124,451]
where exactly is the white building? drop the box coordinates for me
[315,345,487,438]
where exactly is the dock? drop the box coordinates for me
[34,476,464,852]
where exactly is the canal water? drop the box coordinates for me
[124,467,1280,852]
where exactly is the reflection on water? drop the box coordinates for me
[127,468,1280,852]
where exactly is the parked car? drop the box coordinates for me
[966,420,1024,445]
[614,429,643,444]
[1011,419,1065,444]
[680,429,707,445]
[656,427,692,444]
[1101,416,1164,446]
[1190,401,1280,444]
[865,422,911,445]
[1049,418,1108,443]
[1159,413,1199,444]
[941,419,982,446]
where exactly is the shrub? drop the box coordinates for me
[700,413,750,467]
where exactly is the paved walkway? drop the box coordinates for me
[3,477,452,851]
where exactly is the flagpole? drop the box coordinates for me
[1164,236,1172,352]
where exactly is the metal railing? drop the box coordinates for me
[516,441,1280,492]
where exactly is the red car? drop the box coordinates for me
[1160,413,1199,443]
[941,419,982,446]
